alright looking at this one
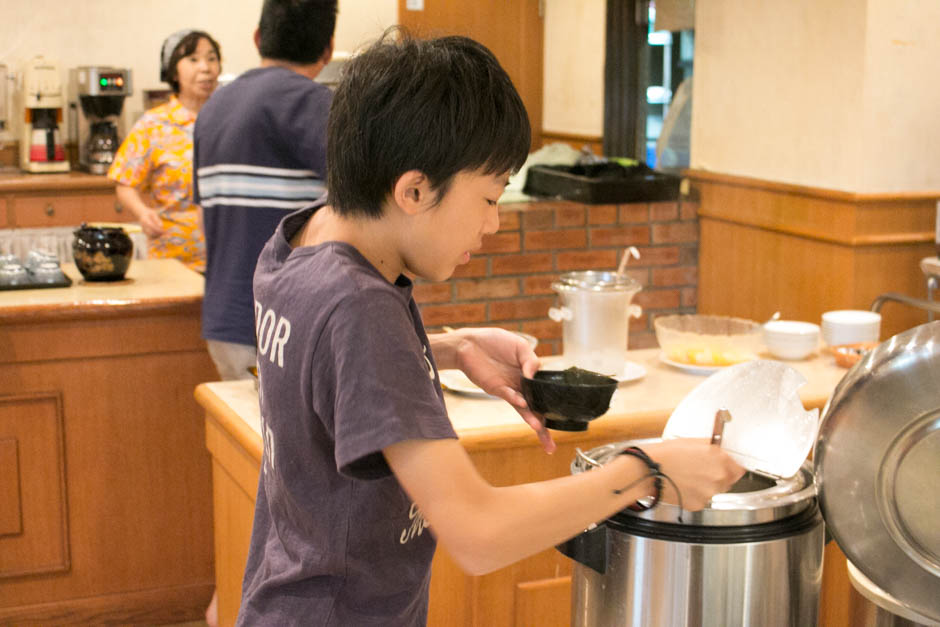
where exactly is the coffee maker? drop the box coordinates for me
[68,66,132,174]
[18,56,70,173]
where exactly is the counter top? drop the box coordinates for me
[195,347,849,460]
[0,170,114,194]
[0,258,204,322]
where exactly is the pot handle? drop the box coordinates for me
[628,304,642,319]
[548,306,573,322]
[555,523,608,574]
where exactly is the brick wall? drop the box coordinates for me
[414,198,700,355]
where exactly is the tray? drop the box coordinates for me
[0,275,73,291]
[523,162,680,204]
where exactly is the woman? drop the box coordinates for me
[108,29,221,273]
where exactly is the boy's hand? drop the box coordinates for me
[453,328,556,454]
[639,439,746,510]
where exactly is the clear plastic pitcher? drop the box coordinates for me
[549,271,642,376]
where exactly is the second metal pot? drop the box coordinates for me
[559,439,824,627]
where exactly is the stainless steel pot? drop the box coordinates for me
[560,439,824,627]
[559,321,940,627]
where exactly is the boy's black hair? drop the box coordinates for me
[165,31,222,94]
[258,0,337,64]
[327,30,531,218]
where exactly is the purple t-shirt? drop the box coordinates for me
[238,204,458,626]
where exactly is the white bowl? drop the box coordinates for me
[821,310,881,347]
[763,320,820,360]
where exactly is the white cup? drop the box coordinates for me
[821,310,881,346]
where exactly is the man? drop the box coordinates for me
[194,0,337,380]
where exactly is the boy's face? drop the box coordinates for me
[404,169,509,282]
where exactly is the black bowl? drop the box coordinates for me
[521,367,618,431]
[72,223,133,281]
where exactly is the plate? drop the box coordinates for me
[659,353,725,375]
[540,356,647,384]
[438,369,498,399]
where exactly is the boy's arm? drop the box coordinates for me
[384,435,744,576]
[428,328,554,452]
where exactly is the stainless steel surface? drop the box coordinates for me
[870,292,940,317]
[572,439,817,526]
[815,321,940,622]
[848,560,940,627]
[569,517,824,627]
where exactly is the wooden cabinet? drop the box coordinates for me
[198,352,854,627]
[11,192,127,227]
[0,172,126,229]
[0,261,218,624]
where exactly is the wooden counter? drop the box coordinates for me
[0,259,218,624]
[0,170,115,194]
[197,348,855,627]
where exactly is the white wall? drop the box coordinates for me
[0,0,397,137]
[859,0,940,191]
[1,0,607,150]
[691,0,940,193]
[542,0,605,137]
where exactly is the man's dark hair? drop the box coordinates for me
[258,0,337,64]
[327,31,531,218]
[165,31,222,94]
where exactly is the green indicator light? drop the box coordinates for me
[100,77,108,86]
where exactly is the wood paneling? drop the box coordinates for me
[397,0,544,148]
[691,170,938,340]
[205,413,261,627]
[0,393,68,578]
[0,304,217,622]
[0,438,23,536]
[515,576,571,627]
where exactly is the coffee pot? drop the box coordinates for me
[68,66,132,174]
[19,56,70,173]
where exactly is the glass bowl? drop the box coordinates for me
[654,314,763,367]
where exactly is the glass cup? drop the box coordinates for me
[32,261,66,284]
[26,249,59,272]
[0,262,29,286]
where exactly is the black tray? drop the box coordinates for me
[523,162,680,204]
[0,275,73,291]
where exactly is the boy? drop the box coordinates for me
[240,33,744,626]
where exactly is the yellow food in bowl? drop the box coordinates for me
[656,314,763,367]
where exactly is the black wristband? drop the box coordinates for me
[617,446,663,511]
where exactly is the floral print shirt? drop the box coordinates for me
[108,95,205,272]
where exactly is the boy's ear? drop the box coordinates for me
[393,170,432,216]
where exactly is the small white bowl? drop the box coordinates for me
[763,320,820,360]
[821,310,881,346]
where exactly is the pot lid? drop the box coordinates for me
[662,360,819,479]
[552,270,640,293]
[815,321,940,622]
[572,438,816,527]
